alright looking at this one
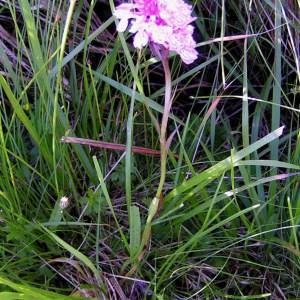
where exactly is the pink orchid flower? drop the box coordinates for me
[114,0,198,64]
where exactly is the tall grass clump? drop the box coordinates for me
[0,0,299,299]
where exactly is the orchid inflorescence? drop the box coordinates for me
[114,0,198,64]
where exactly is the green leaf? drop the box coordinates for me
[48,198,63,227]
[42,226,101,282]
[164,126,285,210]
[0,275,81,300]
[129,205,141,260]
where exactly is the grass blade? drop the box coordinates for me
[164,126,284,209]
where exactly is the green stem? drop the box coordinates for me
[130,52,172,272]
[139,54,172,252]
[155,55,172,199]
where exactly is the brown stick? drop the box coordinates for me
[61,136,174,157]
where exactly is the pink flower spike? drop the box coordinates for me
[114,0,198,64]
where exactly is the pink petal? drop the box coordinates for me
[179,48,198,64]
[116,18,129,32]
[133,30,149,48]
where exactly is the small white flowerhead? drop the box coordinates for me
[59,196,70,209]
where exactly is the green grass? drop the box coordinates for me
[0,0,299,299]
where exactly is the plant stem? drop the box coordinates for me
[155,55,172,200]
[131,52,172,271]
